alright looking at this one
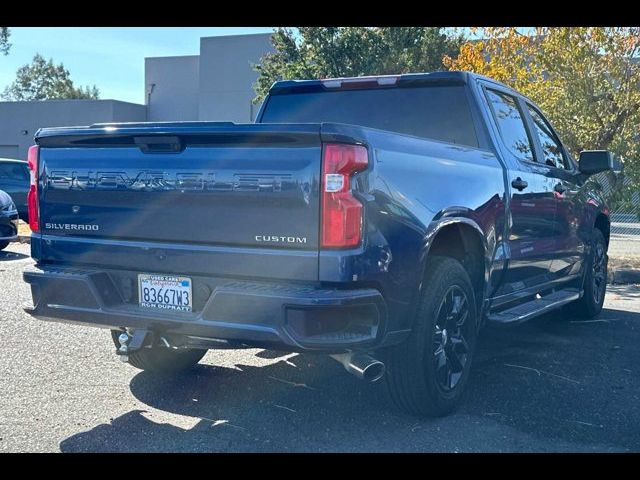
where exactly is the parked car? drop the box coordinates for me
[0,158,29,222]
[23,72,615,416]
[0,189,19,251]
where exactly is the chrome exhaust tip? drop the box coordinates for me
[330,353,385,382]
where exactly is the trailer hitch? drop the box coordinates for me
[115,329,152,362]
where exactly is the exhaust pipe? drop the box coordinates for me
[330,353,385,382]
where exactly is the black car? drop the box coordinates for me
[0,158,29,221]
[0,189,19,251]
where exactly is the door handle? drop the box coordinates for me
[511,178,528,191]
[554,183,568,194]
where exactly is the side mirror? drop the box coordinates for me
[579,150,618,175]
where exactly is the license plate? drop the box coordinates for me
[138,274,192,312]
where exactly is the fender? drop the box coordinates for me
[412,213,493,324]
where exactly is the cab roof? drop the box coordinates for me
[269,71,508,95]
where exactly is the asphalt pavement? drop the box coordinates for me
[1,242,639,452]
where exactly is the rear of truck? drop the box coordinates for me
[23,122,386,353]
[23,72,504,415]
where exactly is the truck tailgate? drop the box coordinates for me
[34,123,322,280]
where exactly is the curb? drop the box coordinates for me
[609,268,640,285]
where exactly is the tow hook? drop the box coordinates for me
[116,329,151,362]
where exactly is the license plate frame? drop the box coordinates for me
[138,274,192,312]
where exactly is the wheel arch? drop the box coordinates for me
[418,218,489,321]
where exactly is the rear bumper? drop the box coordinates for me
[23,264,387,352]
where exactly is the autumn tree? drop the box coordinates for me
[254,27,464,104]
[444,27,640,207]
[2,53,100,101]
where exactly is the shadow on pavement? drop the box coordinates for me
[0,249,29,262]
[60,355,394,452]
[60,306,640,452]
[464,306,640,450]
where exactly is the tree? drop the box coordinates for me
[2,53,100,101]
[253,27,464,104]
[444,27,640,208]
[0,27,10,55]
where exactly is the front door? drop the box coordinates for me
[523,102,585,279]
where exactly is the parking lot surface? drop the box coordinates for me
[1,242,639,452]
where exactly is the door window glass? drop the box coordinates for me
[485,89,535,162]
[527,105,568,169]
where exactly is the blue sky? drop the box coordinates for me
[0,27,274,104]
[0,27,518,104]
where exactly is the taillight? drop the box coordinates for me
[321,143,368,248]
[27,145,39,232]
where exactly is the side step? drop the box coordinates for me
[488,288,581,325]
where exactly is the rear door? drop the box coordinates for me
[482,86,559,297]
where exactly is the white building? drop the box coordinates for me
[0,33,274,160]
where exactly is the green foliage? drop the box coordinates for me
[2,54,100,101]
[445,27,640,210]
[253,27,464,104]
[0,27,10,55]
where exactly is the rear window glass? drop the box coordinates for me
[261,85,479,148]
[0,163,28,181]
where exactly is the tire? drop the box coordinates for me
[0,241,8,251]
[566,229,608,319]
[110,330,207,373]
[384,255,478,417]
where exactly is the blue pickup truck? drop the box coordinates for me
[23,72,616,416]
